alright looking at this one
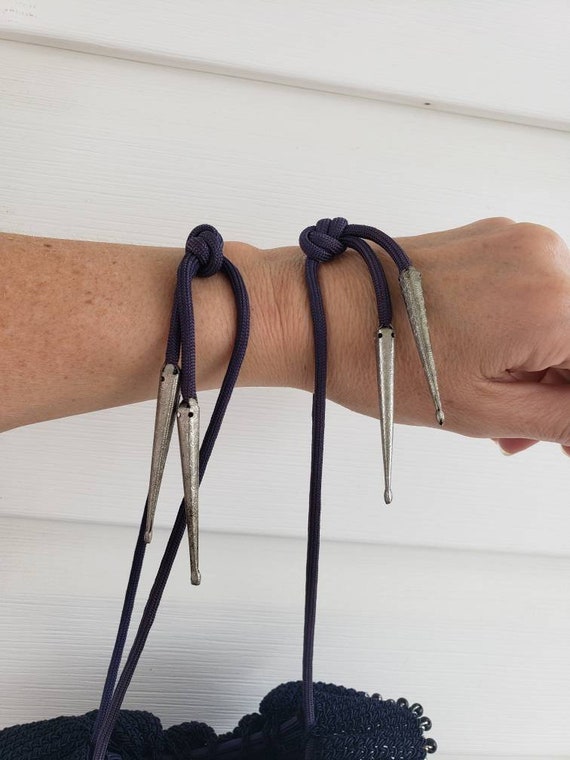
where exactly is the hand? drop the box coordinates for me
[269,218,570,456]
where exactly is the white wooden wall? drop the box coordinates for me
[1,2,570,758]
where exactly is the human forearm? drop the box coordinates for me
[4,219,570,457]
[0,233,292,431]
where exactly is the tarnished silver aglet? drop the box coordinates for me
[177,398,201,585]
[376,326,395,504]
[145,363,181,544]
[398,267,445,427]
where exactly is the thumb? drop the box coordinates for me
[490,380,570,446]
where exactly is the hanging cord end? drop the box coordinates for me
[145,363,181,543]
[398,267,445,427]
[376,326,395,505]
[177,397,201,585]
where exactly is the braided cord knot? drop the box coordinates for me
[185,224,224,277]
[299,217,348,262]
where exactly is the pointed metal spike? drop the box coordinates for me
[177,398,201,585]
[376,326,395,505]
[145,364,181,543]
[398,267,445,426]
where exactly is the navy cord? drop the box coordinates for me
[298,218,402,750]
[90,226,249,760]
[345,223,412,272]
[91,217,411,760]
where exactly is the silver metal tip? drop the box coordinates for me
[399,267,444,430]
[177,397,201,588]
[376,326,395,512]
[191,569,201,586]
[146,363,181,550]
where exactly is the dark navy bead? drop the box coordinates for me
[425,737,438,754]
[419,716,432,731]
[410,702,423,717]
[396,697,409,709]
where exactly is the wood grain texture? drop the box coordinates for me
[2,517,570,755]
[0,0,569,130]
[1,41,570,556]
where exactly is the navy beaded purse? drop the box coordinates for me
[0,220,440,759]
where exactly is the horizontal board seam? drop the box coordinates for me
[2,513,570,561]
[1,32,570,134]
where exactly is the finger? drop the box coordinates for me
[487,380,570,446]
[491,367,570,453]
[492,437,539,455]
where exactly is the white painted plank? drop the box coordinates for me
[0,1,569,130]
[3,391,570,558]
[1,40,569,248]
[1,42,570,556]
[1,517,569,755]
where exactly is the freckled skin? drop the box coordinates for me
[1,220,570,457]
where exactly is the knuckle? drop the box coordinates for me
[505,222,570,280]
[513,222,567,258]
[480,216,516,227]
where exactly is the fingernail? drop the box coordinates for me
[499,446,514,456]
[491,439,514,455]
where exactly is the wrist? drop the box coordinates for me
[252,237,426,427]
[223,242,312,393]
